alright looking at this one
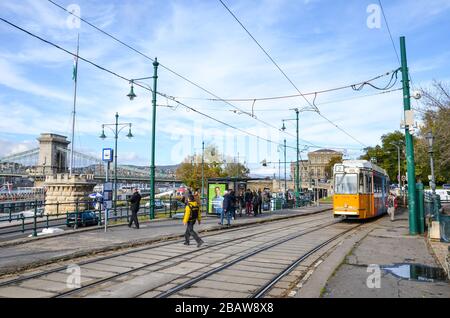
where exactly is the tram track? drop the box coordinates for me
[152,221,361,298]
[0,212,333,297]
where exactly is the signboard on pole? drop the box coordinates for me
[102,148,113,162]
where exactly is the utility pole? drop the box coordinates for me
[69,34,79,176]
[284,139,287,193]
[150,58,159,220]
[295,109,300,207]
[114,112,118,215]
[201,141,205,212]
[400,36,418,235]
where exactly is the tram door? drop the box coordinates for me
[360,171,372,218]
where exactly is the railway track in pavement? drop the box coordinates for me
[0,211,336,298]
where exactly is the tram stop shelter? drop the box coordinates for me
[206,177,275,215]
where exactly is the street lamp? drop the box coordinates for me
[426,131,439,222]
[281,109,301,207]
[100,112,133,216]
[127,58,159,220]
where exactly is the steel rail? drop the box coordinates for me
[0,211,329,289]
[54,215,331,298]
[252,224,362,298]
[155,218,344,298]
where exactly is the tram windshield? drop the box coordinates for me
[334,173,358,194]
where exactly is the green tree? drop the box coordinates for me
[417,81,450,184]
[175,144,249,190]
[360,131,407,182]
[223,162,250,178]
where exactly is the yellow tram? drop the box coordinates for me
[333,160,389,219]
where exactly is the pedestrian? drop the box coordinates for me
[229,190,236,220]
[387,192,397,222]
[252,190,259,216]
[257,189,263,215]
[238,190,245,217]
[221,190,233,226]
[183,194,204,247]
[128,188,141,229]
[245,189,253,215]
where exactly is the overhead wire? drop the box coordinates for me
[378,0,401,66]
[167,69,399,102]
[218,0,369,148]
[46,0,297,140]
[0,17,313,153]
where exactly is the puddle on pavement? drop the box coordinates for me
[381,264,449,283]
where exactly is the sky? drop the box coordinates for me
[0,0,449,176]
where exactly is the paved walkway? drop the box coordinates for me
[0,205,331,275]
[320,208,450,298]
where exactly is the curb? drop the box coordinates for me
[0,207,331,276]
[0,212,186,249]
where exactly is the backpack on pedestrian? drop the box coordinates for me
[188,203,199,221]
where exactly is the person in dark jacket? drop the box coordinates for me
[245,189,253,215]
[183,194,203,247]
[257,189,263,215]
[252,190,259,216]
[128,188,141,229]
[221,190,235,226]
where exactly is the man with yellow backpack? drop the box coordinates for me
[183,194,204,247]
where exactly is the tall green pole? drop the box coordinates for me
[284,139,287,193]
[114,112,118,216]
[201,141,205,212]
[400,36,418,235]
[150,58,159,220]
[295,109,300,207]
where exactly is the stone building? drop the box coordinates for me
[291,149,343,183]
[43,174,97,215]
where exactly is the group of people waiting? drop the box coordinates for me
[216,188,272,227]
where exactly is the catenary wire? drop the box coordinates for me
[218,0,369,148]
[0,17,321,153]
[46,0,299,140]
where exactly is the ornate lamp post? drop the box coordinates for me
[426,132,439,223]
[100,112,133,215]
[127,58,159,220]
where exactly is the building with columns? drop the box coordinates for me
[291,149,343,183]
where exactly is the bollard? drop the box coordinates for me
[74,199,79,230]
[33,200,37,237]
[21,214,25,233]
[98,207,102,226]
[46,214,49,229]
[416,183,425,234]
[56,201,59,217]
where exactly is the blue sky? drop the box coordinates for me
[0,0,449,175]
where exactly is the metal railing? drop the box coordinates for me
[0,194,317,239]
[0,198,189,238]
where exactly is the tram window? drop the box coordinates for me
[374,175,382,193]
[334,174,358,194]
[366,175,372,193]
[359,173,365,194]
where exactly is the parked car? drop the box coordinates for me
[67,211,99,227]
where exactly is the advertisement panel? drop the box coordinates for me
[208,183,226,215]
